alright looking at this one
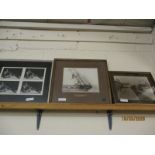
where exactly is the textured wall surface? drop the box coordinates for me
[0,22,155,134]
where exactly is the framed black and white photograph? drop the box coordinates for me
[50,59,112,104]
[0,60,52,102]
[109,71,155,103]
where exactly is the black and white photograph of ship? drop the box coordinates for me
[20,81,43,95]
[114,76,155,101]
[0,81,19,94]
[1,67,22,79]
[24,68,45,80]
[62,68,99,93]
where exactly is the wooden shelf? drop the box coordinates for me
[0,102,155,111]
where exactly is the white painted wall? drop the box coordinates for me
[0,22,155,134]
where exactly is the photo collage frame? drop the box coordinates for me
[0,60,52,102]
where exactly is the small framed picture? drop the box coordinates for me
[50,59,112,103]
[109,71,155,103]
[0,60,52,102]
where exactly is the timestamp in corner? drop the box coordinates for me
[122,115,145,121]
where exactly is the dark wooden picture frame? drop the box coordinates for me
[0,60,52,102]
[50,59,112,103]
[109,71,155,103]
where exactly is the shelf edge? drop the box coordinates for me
[0,103,155,111]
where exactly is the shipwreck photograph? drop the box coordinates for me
[62,68,99,93]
